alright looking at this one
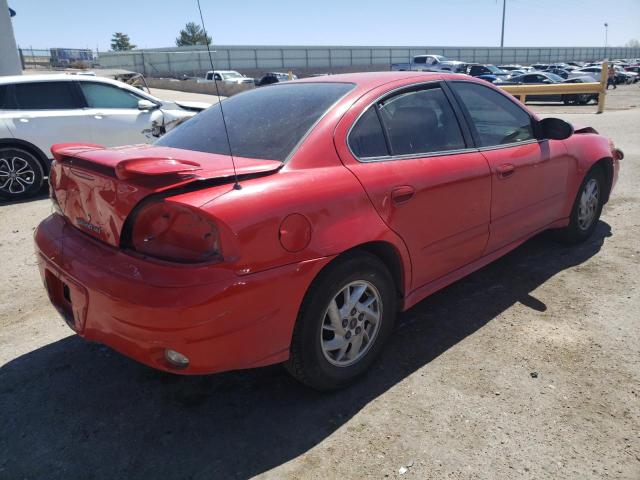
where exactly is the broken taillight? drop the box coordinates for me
[129,200,221,264]
[48,164,63,215]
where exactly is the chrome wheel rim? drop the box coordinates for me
[320,280,382,367]
[0,156,36,195]
[577,178,599,231]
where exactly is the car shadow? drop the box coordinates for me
[0,222,612,479]
[0,186,48,206]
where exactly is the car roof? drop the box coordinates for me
[1,73,113,85]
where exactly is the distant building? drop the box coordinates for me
[50,48,94,66]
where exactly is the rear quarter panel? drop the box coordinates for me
[172,163,412,296]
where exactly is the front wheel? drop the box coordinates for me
[556,167,605,244]
[286,252,396,390]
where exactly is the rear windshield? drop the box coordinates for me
[156,82,354,162]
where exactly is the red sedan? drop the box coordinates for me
[35,72,622,389]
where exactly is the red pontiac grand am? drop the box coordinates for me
[35,72,622,389]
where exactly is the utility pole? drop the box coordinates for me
[500,0,507,48]
[0,0,22,75]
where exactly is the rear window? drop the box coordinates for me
[13,81,82,109]
[156,82,354,162]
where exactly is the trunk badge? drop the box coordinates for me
[76,216,102,234]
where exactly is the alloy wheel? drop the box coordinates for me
[0,156,36,195]
[577,178,599,231]
[320,280,382,367]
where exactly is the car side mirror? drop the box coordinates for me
[539,117,573,140]
[138,99,158,111]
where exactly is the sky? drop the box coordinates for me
[9,0,640,52]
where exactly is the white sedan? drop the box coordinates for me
[567,67,602,81]
[0,74,209,199]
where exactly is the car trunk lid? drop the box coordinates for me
[50,143,282,247]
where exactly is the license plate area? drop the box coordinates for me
[44,269,88,332]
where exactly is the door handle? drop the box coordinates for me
[391,186,415,204]
[497,164,515,178]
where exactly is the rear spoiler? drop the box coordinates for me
[51,143,203,180]
[114,158,201,179]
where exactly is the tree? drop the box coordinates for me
[625,39,640,48]
[176,22,211,47]
[111,32,136,51]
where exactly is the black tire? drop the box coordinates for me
[285,252,397,390]
[0,147,45,200]
[556,166,606,244]
[577,94,591,105]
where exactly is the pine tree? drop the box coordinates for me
[176,22,212,46]
[111,32,136,51]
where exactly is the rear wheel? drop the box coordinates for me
[577,94,591,105]
[556,167,605,244]
[286,252,396,390]
[0,147,45,200]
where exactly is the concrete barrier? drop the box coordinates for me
[145,78,254,97]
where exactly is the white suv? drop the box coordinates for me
[0,74,209,200]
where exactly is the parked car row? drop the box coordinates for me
[390,54,640,86]
[389,55,639,106]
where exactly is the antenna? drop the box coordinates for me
[196,0,241,190]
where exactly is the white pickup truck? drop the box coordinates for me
[391,55,467,73]
[202,70,255,85]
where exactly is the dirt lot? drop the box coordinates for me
[0,85,639,480]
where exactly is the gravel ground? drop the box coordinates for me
[0,85,639,480]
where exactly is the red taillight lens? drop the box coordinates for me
[130,201,221,263]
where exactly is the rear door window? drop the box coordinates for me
[79,82,143,109]
[13,81,83,110]
[349,85,467,160]
[376,86,466,156]
[451,81,535,147]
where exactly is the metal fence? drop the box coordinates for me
[97,45,640,77]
